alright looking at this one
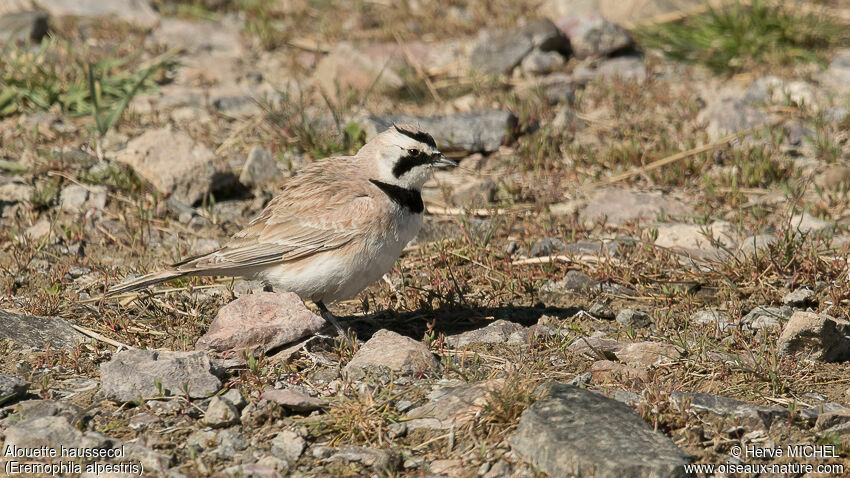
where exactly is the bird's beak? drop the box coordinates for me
[433,155,458,169]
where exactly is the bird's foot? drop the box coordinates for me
[316,301,356,348]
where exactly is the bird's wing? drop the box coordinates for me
[176,159,380,272]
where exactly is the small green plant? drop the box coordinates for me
[635,0,844,74]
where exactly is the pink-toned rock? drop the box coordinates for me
[262,388,324,412]
[343,329,440,378]
[196,292,326,355]
[616,342,683,366]
[312,42,403,96]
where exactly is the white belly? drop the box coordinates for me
[255,212,423,303]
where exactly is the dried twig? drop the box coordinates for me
[585,117,784,189]
[69,323,131,350]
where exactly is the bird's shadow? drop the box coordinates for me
[334,304,581,342]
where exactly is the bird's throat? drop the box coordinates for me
[369,179,424,214]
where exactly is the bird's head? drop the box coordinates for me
[362,123,457,190]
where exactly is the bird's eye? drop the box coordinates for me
[407,149,419,157]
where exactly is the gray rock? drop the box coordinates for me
[262,388,324,412]
[325,445,401,471]
[361,110,517,154]
[588,302,615,320]
[737,234,776,257]
[115,128,219,205]
[616,309,650,328]
[344,329,440,379]
[520,49,566,75]
[446,320,525,348]
[572,55,647,83]
[471,19,570,75]
[4,415,116,455]
[697,97,771,141]
[312,42,403,96]
[196,292,326,355]
[150,17,243,57]
[819,49,850,95]
[59,184,88,213]
[580,188,693,225]
[217,463,281,477]
[271,429,305,462]
[556,13,632,59]
[239,146,282,188]
[742,306,793,337]
[691,309,733,331]
[782,287,815,307]
[510,384,691,477]
[0,309,85,350]
[204,396,240,428]
[778,311,850,362]
[561,270,597,291]
[0,374,29,404]
[407,380,503,429]
[801,402,847,426]
[230,279,267,298]
[670,392,789,431]
[101,349,221,401]
[653,220,737,259]
[448,177,497,206]
[221,388,247,410]
[0,399,82,426]
[530,237,566,257]
[0,10,49,44]
[37,0,159,28]
[534,72,576,104]
[790,212,832,236]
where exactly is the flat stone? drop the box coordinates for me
[3,415,118,458]
[566,337,622,360]
[0,399,82,426]
[361,110,517,154]
[239,146,282,188]
[344,329,440,379]
[115,128,219,205]
[0,10,49,44]
[653,221,737,259]
[446,320,525,348]
[782,288,816,307]
[520,49,566,75]
[616,341,683,366]
[325,445,401,471]
[580,188,693,225]
[150,17,243,57]
[778,311,850,362]
[471,19,570,75]
[590,360,649,386]
[670,392,789,431]
[204,396,240,428]
[196,292,326,355]
[804,404,849,428]
[790,212,832,236]
[0,374,29,404]
[262,388,324,412]
[737,234,776,258]
[271,429,305,462]
[0,309,85,350]
[38,0,159,28]
[615,309,650,328]
[572,55,646,83]
[407,380,504,429]
[101,349,221,401]
[697,97,771,141]
[556,12,632,59]
[691,309,733,331]
[530,237,566,257]
[312,42,403,96]
[510,384,691,477]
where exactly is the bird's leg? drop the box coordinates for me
[315,301,348,340]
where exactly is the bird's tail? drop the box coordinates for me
[104,269,190,297]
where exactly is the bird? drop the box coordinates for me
[106,124,457,336]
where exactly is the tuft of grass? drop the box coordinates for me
[0,38,174,130]
[635,0,845,74]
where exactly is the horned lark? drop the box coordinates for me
[107,124,457,335]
